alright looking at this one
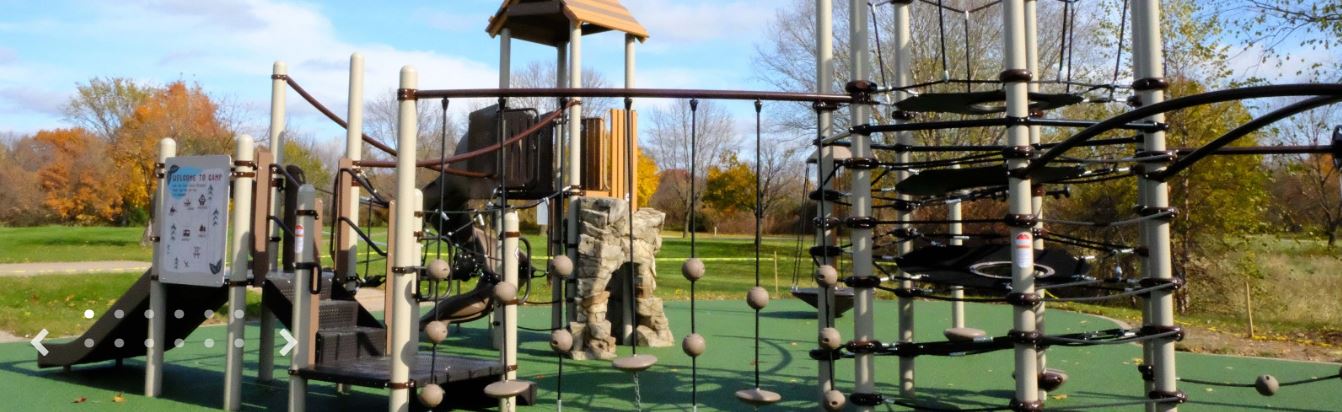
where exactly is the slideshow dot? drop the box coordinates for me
[203,310,215,319]
[144,309,154,319]
[83,339,95,348]
[174,309,184,319]
[114,310,124,319]
[203,338,215,348]
[234,338,245,348]
[83,309,94,319]
[174,339,185,348]
[113,338,124,348]
[144,339,154,348]
[234,309,245,320]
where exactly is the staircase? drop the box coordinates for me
[263,272,386,364]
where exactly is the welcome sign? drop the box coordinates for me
[158,155,232,287]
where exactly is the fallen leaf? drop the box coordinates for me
[1051,394,1069,400]
[112,393,125,403]
[72,397,87,404]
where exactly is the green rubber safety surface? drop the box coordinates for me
[1,299,1338,410]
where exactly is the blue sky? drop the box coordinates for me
[0,0,785,139]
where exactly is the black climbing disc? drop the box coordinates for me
[892,244,1091,290]
[895,165,1085,197]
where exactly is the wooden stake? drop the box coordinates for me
[773,251,780,296]
[1244,280,1255,339]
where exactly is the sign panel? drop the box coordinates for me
[158,155,232,287]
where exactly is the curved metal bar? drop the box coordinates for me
[1154,95,1342,180]
[356,100,576,172]
[413,87,852,103]
[1027,83,1342,175]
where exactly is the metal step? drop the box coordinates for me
[317,300,360,330]
[315,326,386,363]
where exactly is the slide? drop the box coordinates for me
[37,269,229,368]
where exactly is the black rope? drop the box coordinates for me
[870,5,890,88]
[752,100,763,390]
[1110,0,1129,102]
[936,0,949,81]
[625,97,639,354]
[1181,372,1341,388]
[687,98,700,408]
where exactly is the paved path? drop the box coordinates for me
[0,260,150,276]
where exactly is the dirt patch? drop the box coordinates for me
[0,330,23,344]
[1176,324,1342,363]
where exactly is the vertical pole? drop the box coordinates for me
[224,135,255,411]
[493,28,513,350]
[1130,6,1156,409]
[501,212,520,412]
[345,53,365,279]
[388,66,419,412]
[1132,1,1179,410]
[565,20,584,328]
[890,0,916,399]
[554,39,569,329]
[146,138,175,398]
[288,185,316,412]
[620,33,637,346]
[948,198,964,327]
[849,0,878,409]
[1002,0,1040,409]
[1023,0,1048,401]
[259,61,287,383]
[814,0,836,406]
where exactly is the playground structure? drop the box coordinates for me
[30,0,1342,411]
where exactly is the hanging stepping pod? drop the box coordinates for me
[484,380,534,399]
[943,327,987,342]
[612,354,658,373]
[819,327,843,350]
[735,387,782,406]
[493,281,517,302]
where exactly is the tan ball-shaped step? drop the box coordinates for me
[735,387,782,406]
[483,380,533,399]
[943,327,987,342]
[1255,374,1279,396]
[612,354,658,373]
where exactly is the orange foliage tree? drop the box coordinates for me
[34,128,125,224]
[112,81,233,222]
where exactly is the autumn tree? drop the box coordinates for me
[64,77,155,141]
[1264,100,1342,245]
[0,136,48,225]
[112,81,234,223]
[644,99,737,236]
[703,152,755,213]
[34,128,125,224]
[635,148,659,208]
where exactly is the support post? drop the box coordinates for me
[493,27,513,350]
[146,138,175,398]
[619,33,637,346]
[500,212,520,412]
[288,185,317,412]
[553,38,569,330]
[849,0,878,409]
[343,53,365,283]
[565,20,584,328]
[224,135,255,411]
[814,0,836,406]
[1002,0,1041,409]
[259,60,287,382]
[1132,1,1179,410]
[890,0,916,399]
[388,66,420,412]
[1023,0,1049,401]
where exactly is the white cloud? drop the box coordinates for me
[0,87,67,117]
[0,47,16,65]
[626,0,772,51]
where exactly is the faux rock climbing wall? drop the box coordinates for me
[569,197,672,360]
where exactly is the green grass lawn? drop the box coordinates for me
[0,226,151,263]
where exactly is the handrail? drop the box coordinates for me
[413,87,852,103]
[355,100,577,170]
[281,75,485,177]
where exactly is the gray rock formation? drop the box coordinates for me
[569,197,672,360]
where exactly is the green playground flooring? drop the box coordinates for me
[1,299,1338,411]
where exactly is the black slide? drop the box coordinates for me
[37,269,229,368]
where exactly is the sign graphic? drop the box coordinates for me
[159,155,231,287]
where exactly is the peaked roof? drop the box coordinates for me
[486,0,649,46]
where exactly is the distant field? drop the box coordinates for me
[0,226,151,263]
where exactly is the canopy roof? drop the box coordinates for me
[486,0,649,46]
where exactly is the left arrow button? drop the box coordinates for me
[31,329,49,356]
